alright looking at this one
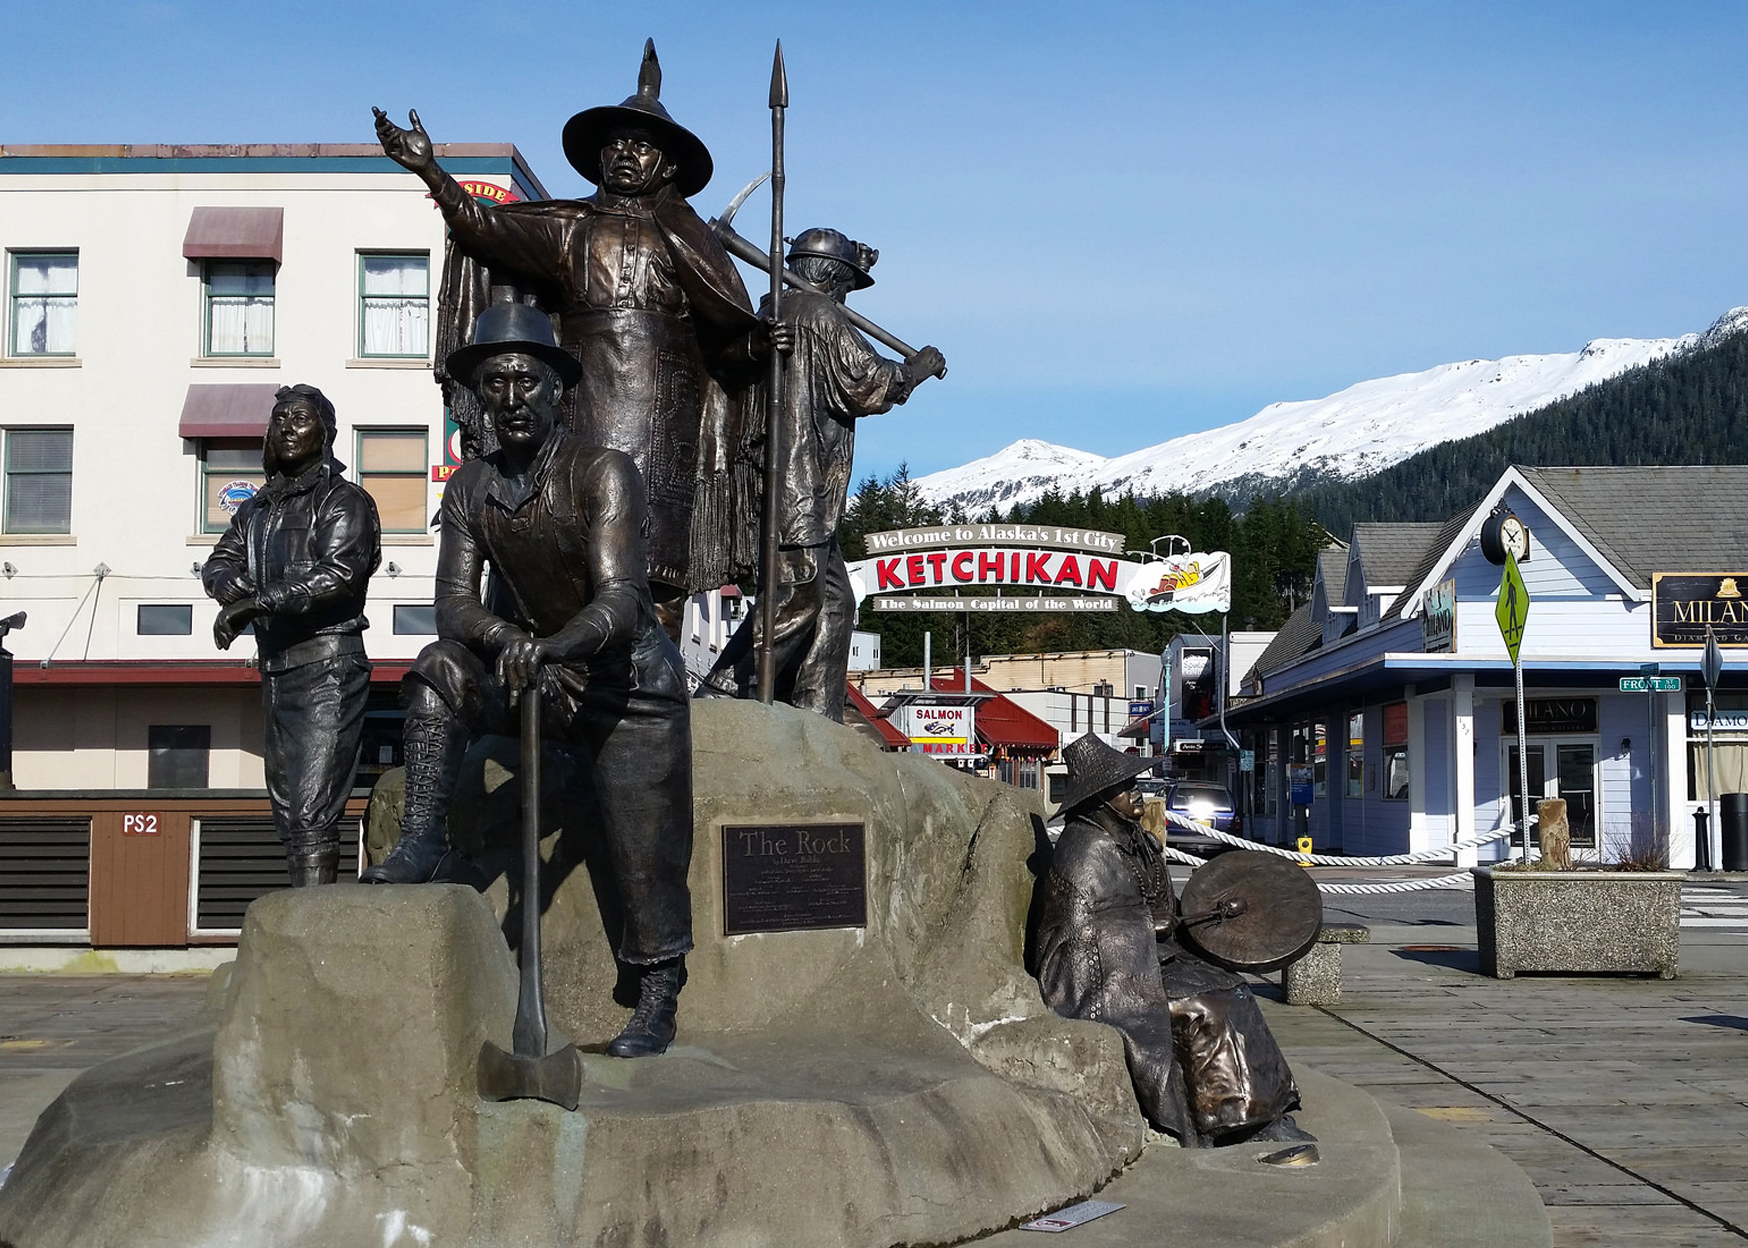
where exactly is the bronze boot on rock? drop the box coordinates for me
[608,958,686,1057]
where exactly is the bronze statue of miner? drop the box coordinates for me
[363,303,694,1059]
[698,227,945,719]
[202,384,382,886]
[1034,734,1315,1147]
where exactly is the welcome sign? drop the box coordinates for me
[848,529,1231,615]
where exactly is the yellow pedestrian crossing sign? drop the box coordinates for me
[1495,551,1529,665]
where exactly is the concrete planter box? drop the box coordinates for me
[1473,866,1684,979]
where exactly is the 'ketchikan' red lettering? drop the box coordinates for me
[1088,558,1117,591]
[926,552,949,582]
[877,557,904,590]
[907,555,925,586]
[952,552,975,582]
[1054,556,1083,587]
[979,552,1004,581]
[1026,552,1052,582]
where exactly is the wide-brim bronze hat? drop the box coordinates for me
[562,40,713,199]
[1055,733,1159,815]
[445,302,584,390]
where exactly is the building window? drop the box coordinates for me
[359,254,430,357]
[204,262,275,356]
[1346,710,1365,798]
[356,429,427,532]
[200,439,265,533]
[8,252,77,356]
[148,725,210,789]
[1383,702,1409,801]
[3,428,73,534]
[137,604,193,636]
[393,604,437,635]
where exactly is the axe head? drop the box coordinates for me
[477,1039,584,1111]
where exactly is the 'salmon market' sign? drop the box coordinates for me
[1652,573,1748,647]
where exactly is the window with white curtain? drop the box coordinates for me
[3,428,73,534]
[204,262,275,356]
[359,254,429,357]
[9,253,78,356]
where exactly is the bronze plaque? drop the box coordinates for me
[721,822,867,935]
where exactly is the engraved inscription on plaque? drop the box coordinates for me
[721,822,867,936]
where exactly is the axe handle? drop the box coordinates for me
[711,221,920,359]
[513,683,548,1058]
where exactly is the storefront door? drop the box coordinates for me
[1505,740,1598,850]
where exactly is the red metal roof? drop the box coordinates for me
[845,683,911,749]
[900,671,1059,752]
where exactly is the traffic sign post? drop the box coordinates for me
[1702,627,1724,871]
[1496,553,1532,860]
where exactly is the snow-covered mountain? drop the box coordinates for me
[916,308,1748,515]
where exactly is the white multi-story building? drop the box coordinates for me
[0,142,546,793]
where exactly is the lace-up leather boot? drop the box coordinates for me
[607,958,686,1057]
[362,707,468,885]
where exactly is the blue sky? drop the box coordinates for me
[11,1,1748,478]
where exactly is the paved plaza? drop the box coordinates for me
[0,873,1744,1245]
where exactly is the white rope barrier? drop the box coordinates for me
[1158,809,1511,867]
[1161,843,1475,892]
[1152,809,1510,893]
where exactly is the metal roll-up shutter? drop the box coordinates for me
[0,817,91,932]
[193,818,362,931]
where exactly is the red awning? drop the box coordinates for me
[15,660,411,686]
[182,207,284,262]
[178,384,280,439]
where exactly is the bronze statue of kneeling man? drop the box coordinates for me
[363,303,694,1059]
[1034,734,1313,1146]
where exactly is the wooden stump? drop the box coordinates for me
[1537,797,1572,868]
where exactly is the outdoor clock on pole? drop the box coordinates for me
[1480,508,1531,565]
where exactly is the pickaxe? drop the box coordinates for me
[711,173,944,375]
[477,680,584,1110]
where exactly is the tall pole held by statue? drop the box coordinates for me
[755,41,788,704]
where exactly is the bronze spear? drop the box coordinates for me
[757,41,788,704]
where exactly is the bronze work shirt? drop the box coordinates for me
[434,432,655,664]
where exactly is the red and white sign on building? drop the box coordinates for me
[893,703,977,756]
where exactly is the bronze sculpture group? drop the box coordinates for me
[203,44,1308,1148]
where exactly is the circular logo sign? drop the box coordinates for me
[218,480,259,514]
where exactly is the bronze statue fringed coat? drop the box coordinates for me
[432,187,760,593]
[1034,807,1301,1146]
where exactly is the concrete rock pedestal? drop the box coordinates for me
[0,702,1531,1247]
[1473,866,1683,979]
[0,702,1144,1248]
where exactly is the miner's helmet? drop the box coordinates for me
[561,39,714,198]
[786,227,878,289]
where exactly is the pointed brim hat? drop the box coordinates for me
[1055,733,1159,816]
[562,39,714,199]
[445,302,584,390]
